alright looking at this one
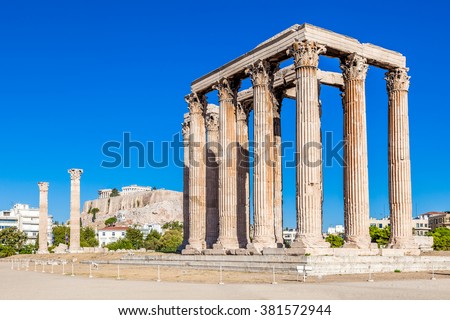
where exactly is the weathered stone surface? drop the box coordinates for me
[37,182,49,254]
[81,189,182,228]
[341,54,371,249]
[68,168,83,253]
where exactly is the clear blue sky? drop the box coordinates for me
[0,0,449,229]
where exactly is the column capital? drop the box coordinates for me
[245,59,279,87]
[213,77,240,102]
[236,102,251,122]
[205,108,219,131]
[272,89,285,117]
[38,182,49,192]
[185,92,207,115]
[385,67,410,92]
[182,113,190,138]
[68,168,83,181]
[287,40,326,68]
[340,53,368,81]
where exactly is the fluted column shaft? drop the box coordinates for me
[246,60,277,250]
[186,93,207,250]
[215,78,240,249]
[341,53,371,248]
[205,106,220,248]
[287,41,329,248]
[386,68,416,249]
[38,182,49,253]
[181,114,190,248]
[273,93,283,245]
[236,103,250,247]
[68,168,83,252]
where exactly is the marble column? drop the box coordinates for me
[205,105,220,248]
[340,53,371,248]
[272,90,284,246]
[287,40,329,249]
[68,168,83,252]
[386,68,416,249]
[37,182,49,254]
[214,78,240,249]
[246,60,278,250]
[181,113,190,249]
[236,102,251,247]
[185,92,207,251]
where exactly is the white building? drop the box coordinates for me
[139,223,162,238]
[98,226,128,247]
[282,229,297,244]
[121,185,152,194]
[0,204,53,245]
[327,225,344,235]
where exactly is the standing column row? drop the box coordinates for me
[386,68,416,249]
[340,53,371,249]
[246,60,278,250]
[288,40,329,249]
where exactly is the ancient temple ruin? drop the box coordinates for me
[181,23,416,255]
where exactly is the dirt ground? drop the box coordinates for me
[3,252,450,285]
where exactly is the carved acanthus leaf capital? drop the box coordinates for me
[185,92,207,115]
[340,53,368,81]
[205,109,219,131]
[385,68,410,92]
[38,182,49,192]
[213,77,240,102]
[181,113,190,138]
[287,40,326,68]
[245,59,279,88]
[271,90,285,117]
[68,168,83,181]
[236,102,251,122]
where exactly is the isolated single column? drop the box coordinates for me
[37,182,49,254]
[68,168,83,252]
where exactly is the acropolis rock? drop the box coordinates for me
[81,189,182,228]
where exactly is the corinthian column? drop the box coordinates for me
[287,41,329,249]
[236,102,251,247]
[205,105,220,248]
[68,168,83,252]
[386,68,416,249]
[340,53,371,248]
[246,60,277,250]
[214,78,240,249]
[185,92,207,251]
[37,182,49,254]
[181,113,190,249]
[272,91,284,246]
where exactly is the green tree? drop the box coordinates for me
[106,238,133,250]
[144,229,161,250]
[52,225,70,246]
[157,229,182,253]
[369,225,391,248]
[105,217,117,227]
[91,207,99,222]
[80,227,99,247]
[162,221,183,233]
[325,234,344,248]
[428,227,450,250]
[110,188,120,197]
[125,227,144,249]
[0,227,28,251]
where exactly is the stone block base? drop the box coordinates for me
[262,248,286,255]
[333,248,379,256]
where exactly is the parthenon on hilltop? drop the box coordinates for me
[181,23,417,255]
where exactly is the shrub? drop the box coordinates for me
[106,238,133,251]
[325,234,344,248]
[157,230,182,253]
[428,227,450,250]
